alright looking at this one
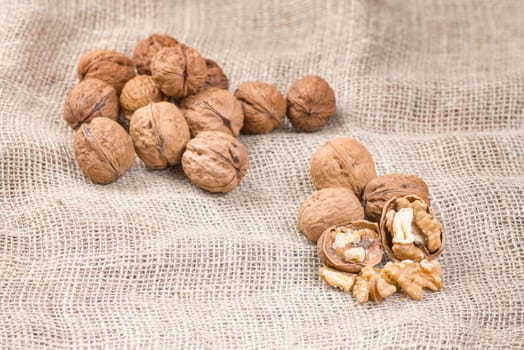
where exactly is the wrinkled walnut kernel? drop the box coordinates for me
[383,259,443,300]
[319,266,356,293]
[352,266,397,304]
[133,34,179,75]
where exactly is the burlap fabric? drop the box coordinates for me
[1,0,523,348]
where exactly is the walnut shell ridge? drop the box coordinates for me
[297,187,364,243]
[73,118,134,184]
[130,102,190,169]
[133,34,179,75]
[235,81,286,135]
[182,131,249,193]
[77,49,135,94]
[363,173,430,222]
[310,137,376,198]
[63,78,119,130]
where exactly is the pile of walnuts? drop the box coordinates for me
[298,138,446,304]
[64,34,337,192]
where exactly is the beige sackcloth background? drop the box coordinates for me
[1,0,523,348]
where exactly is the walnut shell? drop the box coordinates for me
[77,49,135,94]
[133,34,179,75]
[363,174,430,222]
[73,118,134,184]
[130,102,190,169]
[181,88,244,137]
[120,75,166,120]
[151,45,207,99]
[297,188,364,243]
[286,75,336,132]
[318,220,383,273]
[380,195,445,262]
[182,131,249,193]
[310,137,376,198]
[234,81,286,135]
[204,59,229,90]
[63,78,119,130]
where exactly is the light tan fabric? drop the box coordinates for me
[1,0,523,348]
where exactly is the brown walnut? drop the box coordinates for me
[380,195,445,262]
[317,220,383,273]
[130,102,190,169]
[133,34,179,75]
[297,187,364,243]
[363,174,430,222]
[286,75,336,132]
[151,45,207,99]
[234,81,286,135]
[181,88,244,137]
[182,131,249,193]
[120,75,166,120]
[74,118,134,184]
[310,137,376,198]
[77,49,135,94]
[63,78,119,130]
[204,59,229,90]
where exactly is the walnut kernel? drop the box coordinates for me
[383,259,443,300]
[319,266,356,293]
[352,266,397,304]
[120,75,166,120]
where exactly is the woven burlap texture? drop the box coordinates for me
[1,0,523,348]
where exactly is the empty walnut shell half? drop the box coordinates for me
[63,78,119,130]
[235,81,286,135]
[120,75,166,120]
[363,174,430,222]
[130,102,190,169]
[133,34,179,75]
[310,137,377,198]
[380,195,445,262]
[297,187,364,243]
[181,88,244,137]
[317,220,383,273]
[74,118,134,184]
[77,49,135,94]
[204,59,229,90]
[286,75,336,132]
[182,131,249,193]
[151,45,207,99]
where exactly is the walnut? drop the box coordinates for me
[234,81,286,135]
[363,174,430,222]
[310,137,377,198]
[383,259,443,300]
[319,266,356,293]
[63,78,118,130]
[77,49,135,94]
[151,45,207,98]
[352,266,397,304]
[380,195,445,261]
[182,131,249,193]
[297,187,364,243]
[74,118,134,184]
[286,75,336,132]
[317,220,383,273]
[130,102,190,169]
[133,34,179,75]
[204,59,229,90]
[120,75,166,120]
[181,88,244,137]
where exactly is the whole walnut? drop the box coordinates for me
[182,131,249,193]
[297,187,364,243]
[204,59,229,90]
[151,45,207,98]
[363,174,430,222]
[310,137,376,198]
[286,75,336,132]
[77,49,135,94]
[74,118,134,184]
[63,78,118,130]
[181,88,244,137]
[130,102,190,170]
[120,75,166,120]
[234,81,286,135]
[133,34,179,75]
